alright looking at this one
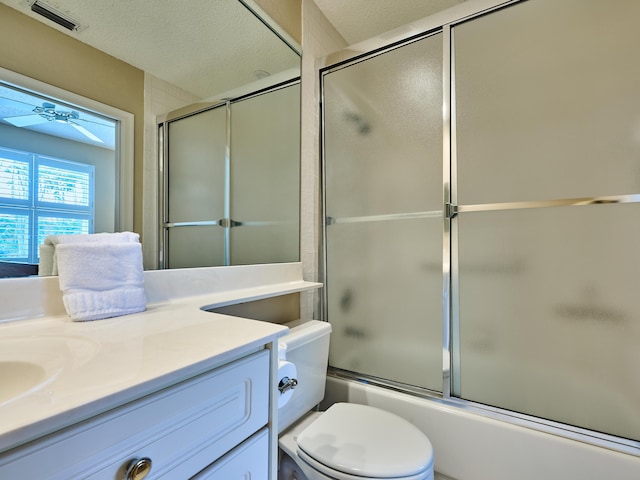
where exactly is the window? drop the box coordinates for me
[0,147,94,263]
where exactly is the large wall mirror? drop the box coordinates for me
[0,0,301,277]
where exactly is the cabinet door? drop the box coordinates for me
[191,429,269,480]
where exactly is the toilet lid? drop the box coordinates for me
[297,403,434,478]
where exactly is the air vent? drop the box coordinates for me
[30,0,79,31]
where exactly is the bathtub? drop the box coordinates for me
[323,373,640,480]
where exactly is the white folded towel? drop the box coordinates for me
[54,234,146,321]
[38,243,55,276]
[39,232,140,276]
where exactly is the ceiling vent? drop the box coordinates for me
[30,0,80,31]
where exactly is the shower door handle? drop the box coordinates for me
[218,218,243,228]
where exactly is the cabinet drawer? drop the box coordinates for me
[0,349,270,479]
[191,428,269,480]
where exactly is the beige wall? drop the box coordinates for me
[255,0,302,44]
[142,74,200,270]
[0,3,145,236]
[299,0,347,318]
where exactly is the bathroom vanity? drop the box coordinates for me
[0,263,319,479]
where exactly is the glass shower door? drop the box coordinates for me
[165,106,227,268]
[323,33,444,391]
[230,83,300,265]
[452,0,640,441]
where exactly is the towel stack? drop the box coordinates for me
[40,232,147,322]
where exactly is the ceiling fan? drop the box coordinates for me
[3,102,103,143]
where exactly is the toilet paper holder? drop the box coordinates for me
[278,376,298,395]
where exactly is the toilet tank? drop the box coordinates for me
[278,319,332,433]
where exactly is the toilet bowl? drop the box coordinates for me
[277,320,434,480]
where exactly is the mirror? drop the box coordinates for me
[0,0,301,277]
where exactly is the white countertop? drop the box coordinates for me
[0,263,321,454]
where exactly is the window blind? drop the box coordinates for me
[0,147,94,263]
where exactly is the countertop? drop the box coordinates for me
[0,262,320,454]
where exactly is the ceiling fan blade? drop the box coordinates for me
[3,114,48,127]
[69,121,103,143]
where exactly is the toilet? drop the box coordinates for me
[277,320,434,480]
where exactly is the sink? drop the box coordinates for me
[0,336,100,406]
[0,361,48,404]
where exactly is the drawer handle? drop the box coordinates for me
[125,457,152,480]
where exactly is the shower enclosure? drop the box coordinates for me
[323,33,444,392]
[321,0,640,452]
[160,81,300,267]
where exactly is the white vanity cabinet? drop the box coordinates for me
[192,429,269,479]
[0,263,321,479]
[0,349,272,479]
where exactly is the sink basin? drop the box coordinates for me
[0,361,48,404]
[0,336,100,406]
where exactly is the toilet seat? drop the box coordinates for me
[296,448,433,480]
[296,403,434,480]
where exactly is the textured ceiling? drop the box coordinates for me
[313,0,466,45]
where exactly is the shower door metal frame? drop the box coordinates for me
[318,0,640,457]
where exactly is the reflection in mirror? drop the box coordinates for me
[161,81,300,268]
[0,0,301,277]
[0,83,116,271]
[0,69,133,278]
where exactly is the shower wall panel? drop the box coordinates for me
[166,107,227,268]
[168,225,224,268]
[455,0,640,205]
[453,0,640,441]
[456,204,640,440]
[323,34,444,391]
[167,107,227,224]
[230,84,300,265]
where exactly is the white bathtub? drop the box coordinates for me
[322,376,640,480]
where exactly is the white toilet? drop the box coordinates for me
[277,320,434,480]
